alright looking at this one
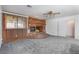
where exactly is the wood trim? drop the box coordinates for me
[2,13,7,43]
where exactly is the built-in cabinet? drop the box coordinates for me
[2,14,46,43]
[28,17,46,33]
[26,17,46,39]
[2,14,27,43]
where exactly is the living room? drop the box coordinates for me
[0,5,79,54]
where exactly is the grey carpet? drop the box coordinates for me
[0,36,79,54]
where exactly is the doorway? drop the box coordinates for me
[67,19,75,38]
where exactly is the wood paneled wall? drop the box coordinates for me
[28,17,46,26]
[2,14,46,44]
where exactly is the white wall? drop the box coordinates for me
[58,18,68,37]
[46,16,75,37]
[75,15,79,39]
[0,6,2,47]
[46,19,57,36]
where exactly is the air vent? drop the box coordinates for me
[27,5,32,8]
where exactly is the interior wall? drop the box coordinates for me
[58,17,68,37]
[75,15,79,39]
[0,6,2,47]
[46,16,75,37]
[46,19,57,36]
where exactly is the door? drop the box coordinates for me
[6,29,18,43]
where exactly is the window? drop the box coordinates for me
[5,14,26,29]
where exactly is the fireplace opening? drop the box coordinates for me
[30,26,43,33]
[30,26,36,32]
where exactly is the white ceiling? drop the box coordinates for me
[1,5,79,19]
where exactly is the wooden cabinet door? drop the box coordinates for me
[6,29,18,43]
[17,29,23,39]
[23,29,27,39]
